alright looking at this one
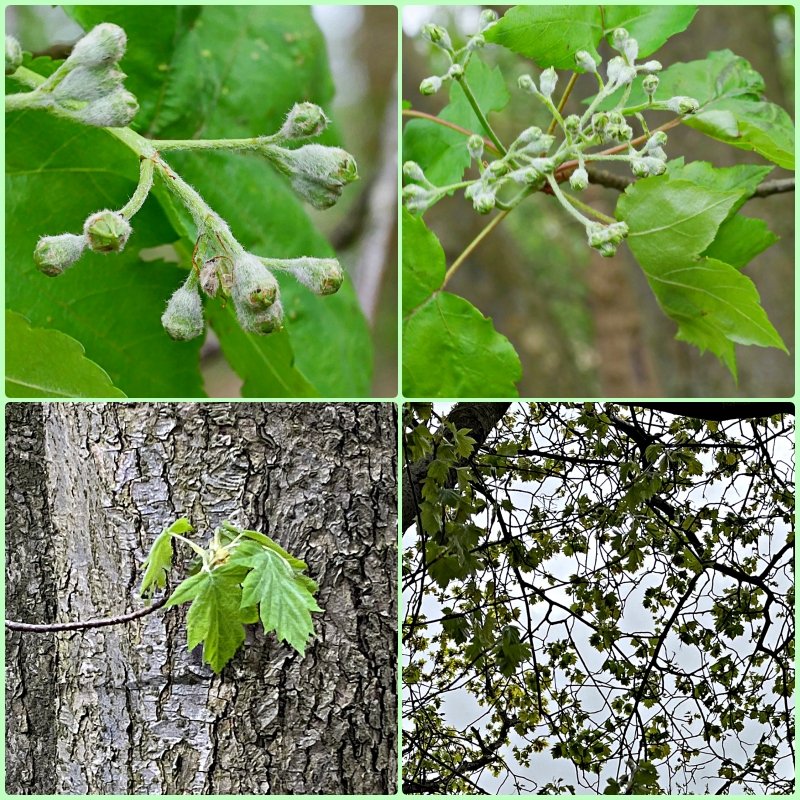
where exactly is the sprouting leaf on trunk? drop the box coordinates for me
[140,517,194,599]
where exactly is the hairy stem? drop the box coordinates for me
[564,192,616,224]
[119,157,155,219]
[547,72,579,136]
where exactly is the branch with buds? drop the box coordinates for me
[5,25,358,340]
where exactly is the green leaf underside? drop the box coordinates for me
[140,518,193,598]
[402,212,521,397]
[167,565,248,673]
[6,310,126,398]
[617,163,787,378]
[485,6,696,69]
[610,51,795,169]
[404,59,510,186]
[5,114,205,398]
[238,548,322,656]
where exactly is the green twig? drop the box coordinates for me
[444,210,511,287]
[455,76,507,156]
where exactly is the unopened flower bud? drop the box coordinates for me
[277,102,328,140]
[569,166,589,191]
[447,63,464,80]
[421,23,452,51]
[641,60,662,73]
[403,184,436,215]
[467,134,484,160]
[538,67,558,99]
[83,209,131,253]
[666,96,700,115]
[403,161,427,182]
[34,233,86,276]
[642,74,659,98]
[198,260,221,297]
[420,75,442,96]
[231,253,279,311]
[564,114,580,134]
[587,221,628,257]
[161,283,204,340]
[67,23,127,69]
[467,34,485,52]
[645,131,668,150]
[518,74,537,94]
[5,35,22,75]
[479,9,499,31]
[276,257,344,295]
[611,28,629,49]
[465,181,496,214]
[75,88,139,127]
[263,144,358,209]
[53,65,125,103]
[237,298,285,335]
[607,56,636,86]
[487,160,509,176]
[575,50,597,74]
[622,38,639,63]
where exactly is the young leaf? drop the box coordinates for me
[221,520,309,571]
[140,518,194,598]
[601,7,696,58]
[402,212,521,397]
[166,564,249,673]
[238,548,322,655]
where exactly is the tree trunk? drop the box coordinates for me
[6,402,398,795]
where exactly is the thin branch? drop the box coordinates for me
[6,594,168,632]
[402,109,501,155]
[444,210,510,287]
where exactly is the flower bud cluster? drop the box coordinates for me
[418,18,493,96]
[586,221,629,258]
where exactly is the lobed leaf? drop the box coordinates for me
[140,518,193,598]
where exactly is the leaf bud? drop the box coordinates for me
[518,74,537,94]
[161,283,204,340]
[276,257,344,296]
[666,96,700,115]
[467,134,484,161]
[569,166,589,191]
[538,67,558,99]
[479,9,499,31]
[75,88,139,127]
[575,50,598,74]
[642,73,659,98]
[67,23,127,69]
[231,253,279,311]
[419,75,442,96]
[263,144,358,209]
[83,209,131,253]
[403,160,428,182]
[421,23,452,52]
[237,298,285,335]
[5,35,22,75]
[447,63,464,80]
[277,102,329,140]
[34,233,86,276]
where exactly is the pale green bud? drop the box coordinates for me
[666,96,700,115]
[622,37,639,63]
[487,160,509,176]
[569,166,589,191]
[403,161,427,182]
[465,181,495,214]
[5,35,22,75]
[607,56,636,86]
[518,74,537,94]
[587,221,628,257]
[538,67,558,99]
[467,134,484,160]
[162,284,204,340]
[466,34,485,52]
[575,50,598,74]
[34,233,86,276]
[53,65,126,103]
[642,73,659,98]
[420,75,442,95]
[421,23,452,51]
[237,298,285,335]
[447,63,464,80]
[564,114,581,134]
[611,28,629,49]
[402,184,437,215]
[479,10,499,31]
[275,257,344,296]
[641,60,662,73]
[83,209,131,253]
[231,253,279,311]
[67,23,127,69]
[646,131,668,149]
[75,88,139,127]
[277,102,329,140]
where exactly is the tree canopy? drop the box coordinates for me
[403,403,794,794]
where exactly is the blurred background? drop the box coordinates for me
[403,6,795,398]
[7,5,398,397]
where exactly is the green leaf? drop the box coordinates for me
[704,215,778,270]
[403,59,510,186]
[140,518,193,598]
[617,167,787,379]
[239,548,322,655]
[221,520,309,571]
[621,51,795,169]
[485,6,603,70]
[5,113,205,398]
[601,6,696,57]
[402,212,521,397]
[6,311,126,398]
[167,564,248,673]
[496,625,532,678]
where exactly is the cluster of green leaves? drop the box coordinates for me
[141,518,321,672]
[403,403,794,794]
[6,6,371,398]
[403,6,793,396]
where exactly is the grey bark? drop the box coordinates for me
[6,403,397,795]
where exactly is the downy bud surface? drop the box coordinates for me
[161,284,204,340]
[75,88,139,127]
[280,257,344,295]
[34,233,86,276]
[237,298,285,335]
[666,96,700,115]
[419,75,443,95]
[83,209,131,252]
[53,65,125,103]
[467,134,484,161]
[277,102,329,140]
[575,50,598,74]
[538,67,558,99]
[231,253,279,311]
[5,35,22,75]
[569,166,589,191]
[421,23,452,51]
[67,23,127,69]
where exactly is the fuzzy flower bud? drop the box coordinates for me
[277,102,329,140]
[75,88,139,127]
[447,63,464,80]
[198,260,221,297]
[5,35,22,75]
[641,60,662,73]
[264,144,358,209]
[237,298,285,335]
[538,67,558,99]
[569,166,589,192]
[587,221,629,258]
[642,73,659,98]
[403,160,428,183]
[421,23,452,52]
[606,56,636,86]
[53,65,126,103]
[465,181,496,214]
[34,233,86,276]
[645,130,668,150]
[276,257,344,296]
[622,37,639,63]
[564,114,581,134]
[67,23,127,69]
[575,50,598,74]
[467,34,486,52]
[666,96,700,115]
[231,253,279,311]
[83,209,131,253]
[402,184,437,215]
[631,156,667,178]
[518,74,537,94]
[479,9,499,31]
[467,134,484,161]
[419,75,442,96]
[161,283,204,340]
[611,28,629,50]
